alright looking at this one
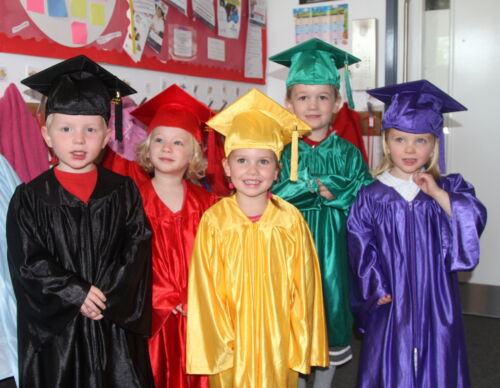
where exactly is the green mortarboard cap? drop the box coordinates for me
[269,38,360,87]
[269,38,360,108]
[21,55,136,141]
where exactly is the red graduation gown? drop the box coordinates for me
[139,180,217,388]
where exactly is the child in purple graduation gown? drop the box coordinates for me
[347,80,487,388]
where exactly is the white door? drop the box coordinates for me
[449,0,500,286]
[405,0,500,286]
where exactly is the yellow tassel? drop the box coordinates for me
[290,127,299,181]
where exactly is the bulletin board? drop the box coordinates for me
[0,0,266,84]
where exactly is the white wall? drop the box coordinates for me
[0,52,261,109]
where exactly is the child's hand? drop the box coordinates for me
[377,294,392,305]
[413,172,440,197]
[316,179,335,200]
[80,285,107,320]
[413,172,451,216]
[172,303,187,316]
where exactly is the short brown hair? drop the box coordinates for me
[285,84,340,101]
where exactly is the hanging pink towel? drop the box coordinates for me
[0,84,49,182]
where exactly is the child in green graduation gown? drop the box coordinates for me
[270,38,373,387]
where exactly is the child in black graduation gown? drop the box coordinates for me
[6,56,154,388]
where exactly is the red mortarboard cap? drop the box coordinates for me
[131,84,213,143]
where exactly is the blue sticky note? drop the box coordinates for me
[48,0,68,17]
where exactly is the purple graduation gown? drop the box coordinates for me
[347,174,487,388]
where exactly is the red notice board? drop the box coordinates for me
[0,0,266,84]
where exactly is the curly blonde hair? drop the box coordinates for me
[374,128,441,180]
[136,130,207,180]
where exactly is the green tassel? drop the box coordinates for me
[344,52,355,109]
[344,63,355,110]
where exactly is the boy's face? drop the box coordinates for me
[42,113,110,173]
[286,84,341,133]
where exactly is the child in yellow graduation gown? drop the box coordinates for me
[186,89,328,388]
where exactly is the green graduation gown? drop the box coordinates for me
[273,133,372,346]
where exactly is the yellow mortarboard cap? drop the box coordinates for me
[206,88,311,181]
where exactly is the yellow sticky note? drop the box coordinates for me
[90,3,105,26]
[70,0,87,19]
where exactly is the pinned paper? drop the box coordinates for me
[48,0,68,17]
[71,21,88,45]
[70,0,87,19]
[90,3,106,26]
[27,0,45,14]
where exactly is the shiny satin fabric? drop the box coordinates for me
[139,179,217,388]
[0,155,21,384]
[6,166,154,388]
[186,195,328,387]
[273,134,373,347]
[347,174,487,388]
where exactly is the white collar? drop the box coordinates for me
[377,170,421,202]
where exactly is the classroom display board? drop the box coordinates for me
[0,0,266,84]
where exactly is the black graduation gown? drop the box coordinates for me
[7,166,154,388]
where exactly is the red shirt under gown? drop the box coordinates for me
[139,179,217,388]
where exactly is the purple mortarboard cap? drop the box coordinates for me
[367,80,467,173]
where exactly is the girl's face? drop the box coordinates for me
[385,128,437,180]
[286,84,341,133]
[223,148,279,200]
[148,126,194,177]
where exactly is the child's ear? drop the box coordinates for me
[285,99,295,113]
[102,127,112,149]
[40,125,52,148]
[222,157,231,177]
[275,162,283,180]
[333,96,342,114]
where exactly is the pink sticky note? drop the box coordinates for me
[27,0,45,14]
[71,22,88,45]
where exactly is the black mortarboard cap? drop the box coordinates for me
[21,55,136,141]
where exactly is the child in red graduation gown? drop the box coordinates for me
[131,85,218,388]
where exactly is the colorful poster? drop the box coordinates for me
[193,0,216,28]
[293,8,312,44]
[249,0,266,27]
[218,0,241,39]
[146,0,168,53]
[20,0,116,47]
[293,3,348,47]
[123,9,152,62]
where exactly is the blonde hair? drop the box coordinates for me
[45,113,107,129]
[137,130,207,180]
[374,128,441,180]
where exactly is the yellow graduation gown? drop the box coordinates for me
[186,195,328,388]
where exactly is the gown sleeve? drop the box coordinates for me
[273,143,373,212]
[316,145,373,211]
[6,186,91,347]
[288,216,328,373]
[186,214,234,375]
[441,174,487,272]
[347,187,391,331]
[273,151,322,210]
[98,179,152,336]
